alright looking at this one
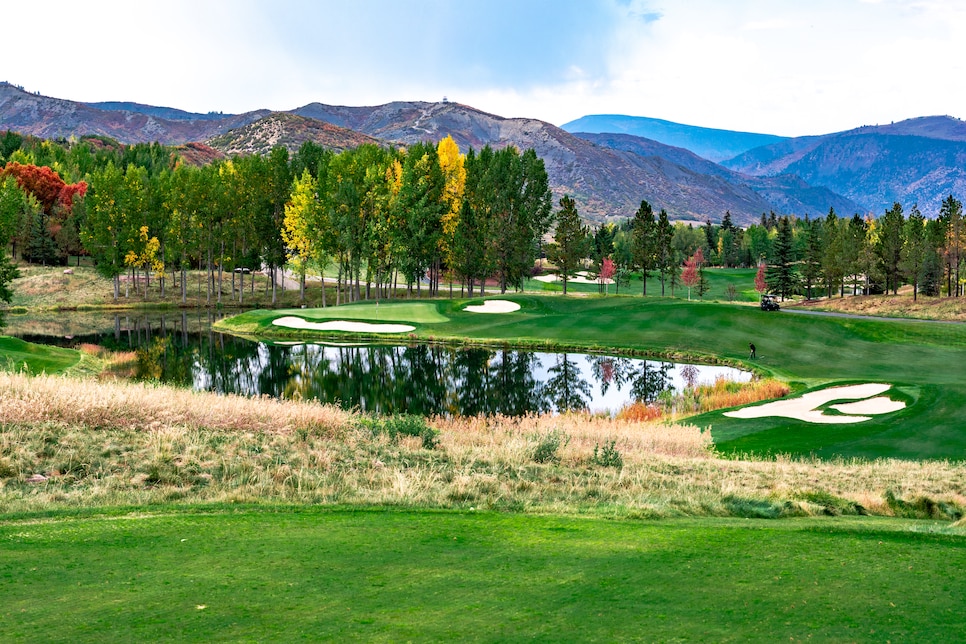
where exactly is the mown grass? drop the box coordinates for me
[1,372,964,640]
[3,294,966,639]
[0,336,81,374]
[523,267,761,302]
[2,508,964,642]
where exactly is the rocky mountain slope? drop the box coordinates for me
[0,83,856,224]
[206,113,385,156]
[722,116,966,215]
[6,82,963,222]
[0,82,267,144]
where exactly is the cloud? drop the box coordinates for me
[742,18,790,30]
[4,0,966,136]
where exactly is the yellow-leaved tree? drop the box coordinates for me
[282,169,319,303]
[437,135,465,291]
[124,225,163,299]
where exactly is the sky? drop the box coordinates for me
[4,0,966,137]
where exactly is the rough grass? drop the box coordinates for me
[0,372,350,435]
[790,289,966,321]
[2,374,963,521]
[6,263,328,311]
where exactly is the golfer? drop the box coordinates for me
[749,343,757,359]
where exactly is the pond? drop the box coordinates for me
[6,311,751,416]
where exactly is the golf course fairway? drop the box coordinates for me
[2,508,964,642]
[218,295,966,460]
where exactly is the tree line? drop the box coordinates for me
[547,198,964,301]
[1,128,964,310]
[0,131,552,306]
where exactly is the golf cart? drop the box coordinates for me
[760,294,780,311]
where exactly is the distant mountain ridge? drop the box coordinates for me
[4,81,963,222]
[575,132,861,218]
[84,101,232,122]
[283,100,812,224]
[561,114,788,162]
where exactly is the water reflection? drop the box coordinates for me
[7,311,750,416]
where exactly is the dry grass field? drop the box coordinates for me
[2,373,963,522]
[791,289,966,321]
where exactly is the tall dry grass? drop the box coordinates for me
[794,291,966,322]
[1,373,964,522]
[0,372,350,434]
[617,377,791,421]
[692,378,790,414]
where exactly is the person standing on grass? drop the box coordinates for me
[749,343,757,359]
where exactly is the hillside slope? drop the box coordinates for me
[577,132,860,218]
[206,113,385,156]
[724,116,966,214]
[293,101,793,224]
[0,82,268,144]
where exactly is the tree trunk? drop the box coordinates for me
[271,265,277,306]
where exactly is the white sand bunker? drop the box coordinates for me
[272,316,415,333]
[534,271,613,285]
[724,383,906,424]
[463,300,521,313]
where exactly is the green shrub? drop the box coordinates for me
[798,490,866,516]
[722,495,783,519]
[885,490,963,520]
[363,414,440,450]
[531,429,567,464]
[591,441,623,468]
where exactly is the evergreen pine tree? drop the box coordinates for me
[766,216,798,300]
[631,200,655,296]
[546,195,588,296]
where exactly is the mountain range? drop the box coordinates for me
[2,81,964,226]
[560,114,789,163]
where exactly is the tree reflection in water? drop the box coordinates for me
[588,356,674,404]
[10,311,744,417]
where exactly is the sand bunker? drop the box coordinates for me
[724,383,905,424]
[463,300,521,313]
[534,271,613,285]
[272,316,415,334]
[831,397,907,416]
